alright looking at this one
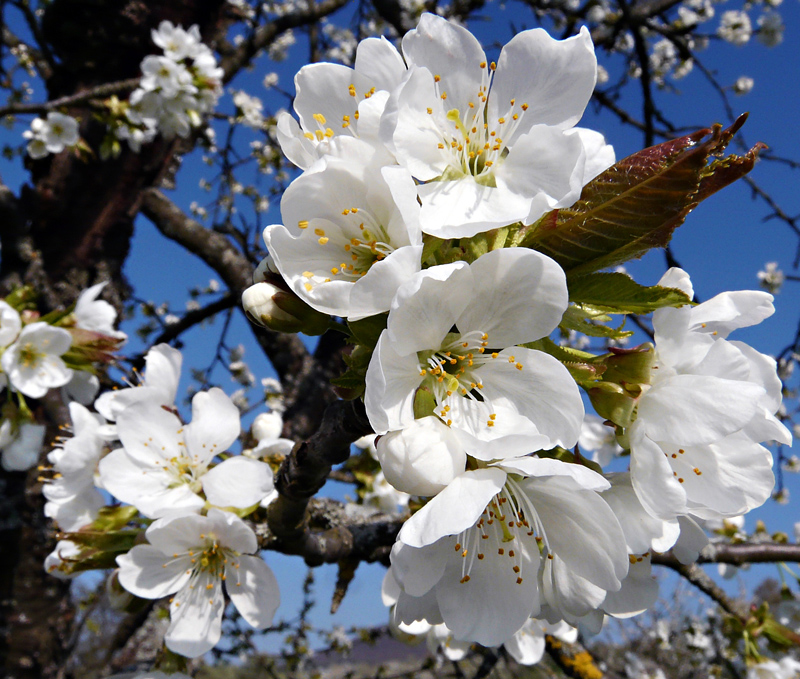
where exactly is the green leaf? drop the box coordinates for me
[560,305,634,339]
[568,272,692,314]
[522,114,762,276]
[460,226,509,263]
[347,314,387,349]
[522,337,606,387]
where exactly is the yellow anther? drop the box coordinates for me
[490,62,496,70]
[480,61,487,68]
[303,132,314,140]
[313,113,326,125]
[314,130,324,141]
[521,103,529,111]
[438,143,445,149]
[348,84,356,96]
[427,107,433,114]
[325,128,334,138]
[342,208,351,215]
[331,267,339,275]
[515,363,523,371]
[510,98,516,105]
[319,237,329,245]
[314,228,325,236]
[302,271,314,278]
[441,92,447,100]
[498,117,506,124]
[434,75,441,82]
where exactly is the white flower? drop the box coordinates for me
[73,282,127,340]
[1,322,74,398]
[275,36,406,169]
[43,402,107,531]
[375,416,466,496]
[734,76,754,95]
[23,112,80,158]
[388,457,627,646]
[365,248,584,458]
[44,539,82,580]
[718,10,752,46]
[116,509,280,657]
[151,21,202,62]
[505,619,577,665]
[758,262,785,293]
[233,90,264,128]
[364,471,411,513]
[628,268,789,522]
[757,11,784,47]
[380,14,598,237]
[140,56,195,98]
[0,301,21,347]
[0,421,46,471]
[263,146,423,320]
[94,343,181,429]
[99,388,274,517]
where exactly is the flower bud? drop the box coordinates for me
[375,416,466,496]
[253,254,280,283]
[252,411,283,442]
[242,282,330,335]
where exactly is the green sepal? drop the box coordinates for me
[522,338,606,387]
[568,272,692,314]
[586,382,637,428]
[421,235,447,266]
[4,286,37,311]
[331,344,374,399]
[88,504,140,532]
[346,313,387,349]
[460,226,509,263]
[560,304,634,339]
[413,386,436,420]
[602,344,656,388]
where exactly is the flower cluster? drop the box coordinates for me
[112,21,222,152]
[243,12,790,659]
[0,283,125,471]
[43,342,282,658]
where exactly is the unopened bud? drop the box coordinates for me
[376,416,466,496]
[242,282,329,335]
[252,411,283,442]
[253,254,280,283]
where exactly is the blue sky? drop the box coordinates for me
[2,0,800,649]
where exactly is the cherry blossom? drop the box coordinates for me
[1,322,73,398]
[116,509,279,657]
[365,248,583,458]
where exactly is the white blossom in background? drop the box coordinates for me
[117,509,280,657]
[233,90,265,128]
[43,402,107,530]
[1,322,73,398]
[678,0,714,26]
[758,262,785,293]
[23,112,80,159]
[99,387,274,517]
[579,413,623,466]
[382,13,601,237]
[364,471,411,513]
[73,282,127,340]
[734,76,755,95]
[0,421,46,471]
[365,248,583,460]
[757,11,785,47]
[747,658,800,679]
[44,539,82,579]
[0,301,21,349]
[718,10,752,46]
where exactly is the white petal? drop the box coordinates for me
[348,245,423,320]
[456,248,567,347]
[185,388,241,464]
[629,423,686,521]
[504,620,546,665]
[202,457,274,508]
[116,545,192,598]
[478,347,584,449]
[671,515,709,565]
[639,374,764,445]
[402,14,487,115]
[227,555,280,628]
[143,343,182,404]
[689,290,774,338]
[364,335,423,433]
[166,571,225,657]
[602,557,658,618]
[490,26,596,135]
[386,262,470,356]
[391,540,450,598]
[498,456,610,491]
[354,36,407,90]
[398,468,506,548]
[116,401,182,464]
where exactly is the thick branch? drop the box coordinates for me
[265,399,374,565]
[140,188,313,390]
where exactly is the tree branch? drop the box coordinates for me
[220,0,351,83]
[0,78,140,117]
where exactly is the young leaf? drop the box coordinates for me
[523,114,763,276]
[568,271,692,313]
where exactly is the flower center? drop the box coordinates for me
[299,209,396,291]
[430,63,529,184]
[452,479,542,586]
[18,342,44,368]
